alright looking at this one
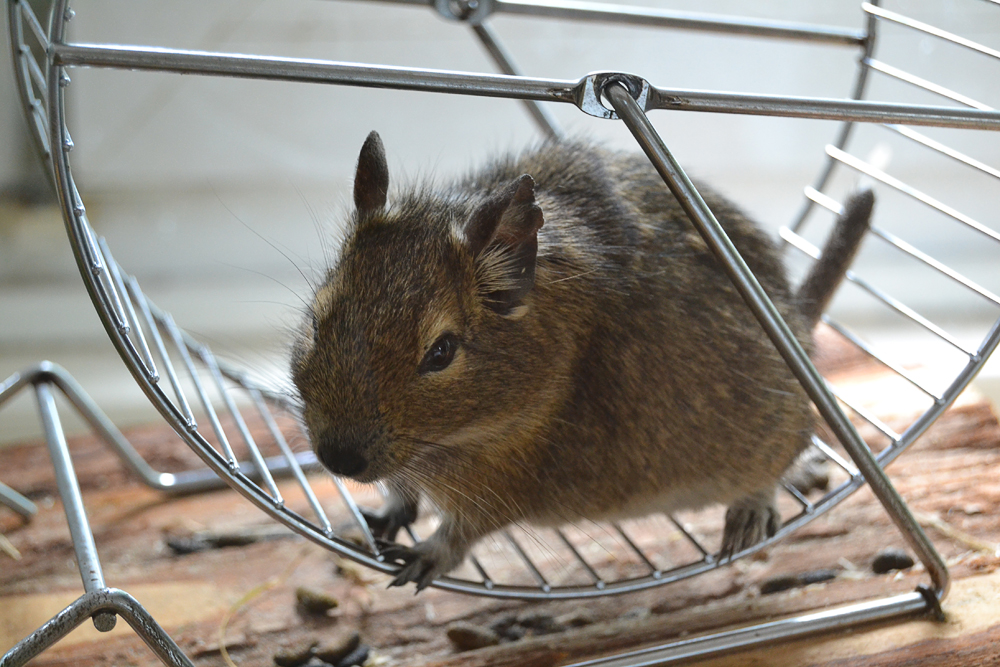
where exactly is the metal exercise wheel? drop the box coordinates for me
[7,0,1000,650]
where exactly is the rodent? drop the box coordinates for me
[290,131,874,590]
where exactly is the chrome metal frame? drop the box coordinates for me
[0,363,194,667]
[6,0,1000,663]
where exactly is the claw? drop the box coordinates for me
[378,540,448,592]
[720,492,781,560]
[360,490,419,541]
[387,552,435,589]
[379,542,418,564]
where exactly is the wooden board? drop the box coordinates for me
[2,330,999,667]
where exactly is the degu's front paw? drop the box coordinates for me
[720,492,781,560]
[360,489,419,542]
[380,538,465,592]
[361,505,416,542]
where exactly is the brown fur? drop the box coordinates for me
[290,132,873,589]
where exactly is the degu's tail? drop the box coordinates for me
[795,189,875,327]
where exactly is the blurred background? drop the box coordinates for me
[1,0,999,443]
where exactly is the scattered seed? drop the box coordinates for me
[872,549,915,574]
[760,575,799,595]
[490,614,526,642]
[273,640,318,667]
[799,568,837,585]
[516,611,563,635]
[555,609,596,628]
[296,587,339,615]
[759,568,837,596]
[314,631,361,664]
[447,622,501,651]
[335,644,370,667]
[621,607,650,621]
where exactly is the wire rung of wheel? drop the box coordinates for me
[862,2,1000,62]
[828,145,1000,245]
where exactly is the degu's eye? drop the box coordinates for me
[419,333,459,374]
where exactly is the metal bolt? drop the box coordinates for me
[63,8,75,21]
[92,611,116,632]
[448,0,478,20]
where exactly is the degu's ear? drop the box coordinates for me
[353,131,389,217]
[463,174,545,315]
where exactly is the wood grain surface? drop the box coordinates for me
[2,329,998,666]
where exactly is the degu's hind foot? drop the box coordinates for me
[380,529,469,592]
[720,490,781,560]
[782,447,830,496]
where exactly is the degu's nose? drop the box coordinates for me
[315,431,370,478]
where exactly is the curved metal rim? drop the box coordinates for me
[16,0,989,599]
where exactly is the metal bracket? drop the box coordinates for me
[434,0,495,24]
[575,71,651,119]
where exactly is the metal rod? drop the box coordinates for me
[822,318,942,401]
[612,523,659,574]
[46,362,179,489]
[810,436,859,477]
[0,479,37,520]
[504,531,550,590]
[53,42,574,102]
[468,554,495,588]
[876,315,1000,471]
[797,187,1000,306]
[98,239,159,381]
[247,387,334,536]
[470,21,563,139]
[845,274,974,356]
[490,0,865,45]
[788,3,878,231]
[885,124,1000,181]
[667,515,712,560]
[868,226,1000,307]
[48,42,1000,130]
[3,362,237,495]
[34,382,117,632]
[24,43,46,91]
[865,58,991,111]
[402,524,421,544]
[18,0,47,50]
[556,529,604,586]
[827,145,1000,245]
[0,588,195,667]
[332,477,382,556]
[604,81,949,599]
[198,348,285,505]
[73,197,127,333]
[9,1,52,166]
[780,228,976,357]
[358,0,863,45]
[75,208,129,334]
[828,385,901,443]
[642,87,1000,129]
[160,314,238,464]
[780,482,813,510]
[126,276,197,426]
[863,2,1000,62]
[561,590,931,667]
